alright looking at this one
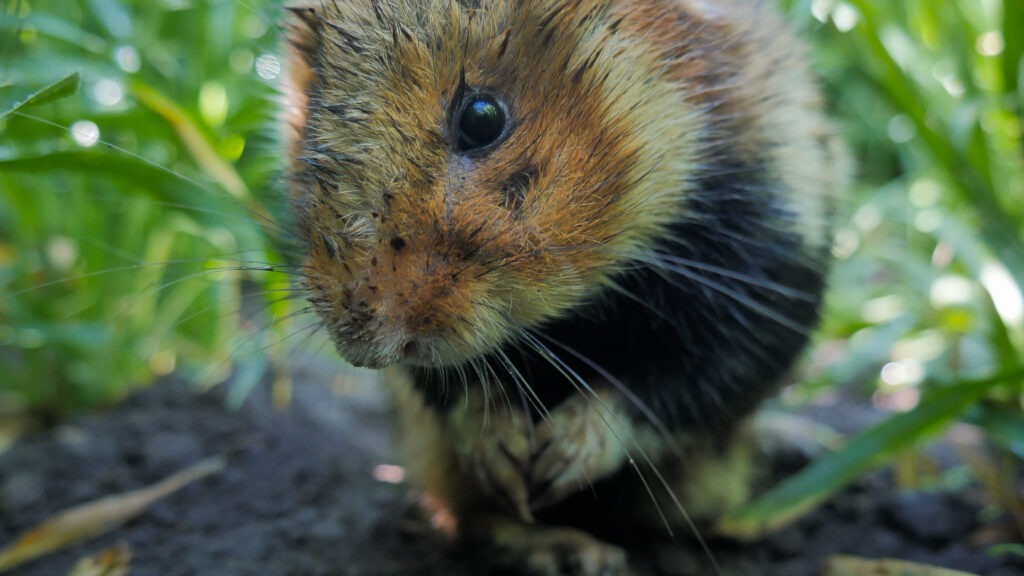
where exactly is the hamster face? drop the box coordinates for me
[289,0,703,368]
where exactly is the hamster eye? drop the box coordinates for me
[456,94,506,152]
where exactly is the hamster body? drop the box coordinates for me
[287,0,847,573]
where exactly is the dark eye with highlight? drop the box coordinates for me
[456,94,506,152]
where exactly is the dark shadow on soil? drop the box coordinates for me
[1,364,1021,575]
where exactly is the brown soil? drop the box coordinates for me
[0,363,1020,576]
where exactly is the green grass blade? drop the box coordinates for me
[970,404,1024,459]
[717,367,1024,539]
[1002,0,1023,96]
[0,72,79,121]
[5,14,108,54]
[129,80,250,202]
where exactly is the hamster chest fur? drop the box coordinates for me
[286,0,847,573]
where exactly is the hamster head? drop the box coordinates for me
[287,0,703,369]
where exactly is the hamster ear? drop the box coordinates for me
[285,5,322,64]
[283,5,319,151]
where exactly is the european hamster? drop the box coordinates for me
[286,0,847,573]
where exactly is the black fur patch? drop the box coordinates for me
[499,167,535,213]
[414,152,829,434]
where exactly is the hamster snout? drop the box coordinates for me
[306,169,534,368]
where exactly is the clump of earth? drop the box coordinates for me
[0,361,1020,575]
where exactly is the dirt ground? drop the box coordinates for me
[1,362,1021,576]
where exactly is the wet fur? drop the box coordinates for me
[286,0,847,573]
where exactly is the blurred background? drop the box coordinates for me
[1,0,295,416]
[1,0,1022,531]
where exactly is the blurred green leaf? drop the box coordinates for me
[0,0,293,415]
[989,543,1024,559]
[5,14,107,54]
[846,0,1024,290]
[970,404,1024,459]
[0,72,79,121]
[1003,0,1023,96]
[719,368,1024,539]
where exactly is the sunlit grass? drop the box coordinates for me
[0,0,295,416]
[803,0,1024,449]
[722,0,1024,535]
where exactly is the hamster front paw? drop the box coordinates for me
[449,389,632,521]
[530,391,630,511]
[449,393,536,521]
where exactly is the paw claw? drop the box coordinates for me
[487,521,630,576]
